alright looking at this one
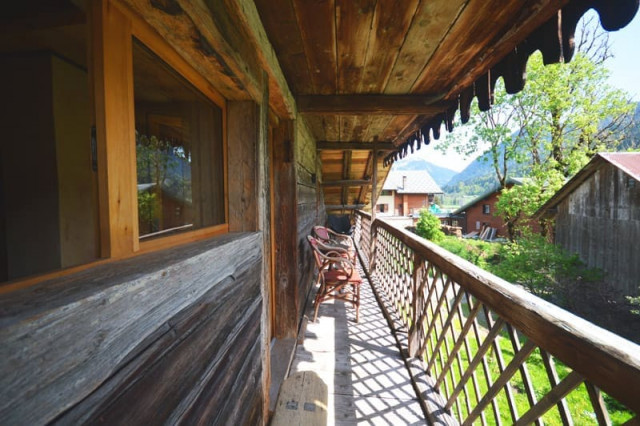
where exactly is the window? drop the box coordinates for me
[377,204,387,213]
[380,190,392,196]
[132,40,225,240]
[0,2,98,282]
[482,204,491,214]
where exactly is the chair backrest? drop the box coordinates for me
[313,226,331,243]
[307,235,324,268]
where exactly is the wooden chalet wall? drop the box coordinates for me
[0,234,264,424]
[296,121,324,313]
[555,163,640,296]
[272,119,323,339]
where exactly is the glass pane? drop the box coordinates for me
[132,39,224,240]
[0,2,97,282]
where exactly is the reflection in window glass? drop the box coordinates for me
[0,2,98,282]
[132,39,224,240]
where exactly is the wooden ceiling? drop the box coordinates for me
[254,0,639,211]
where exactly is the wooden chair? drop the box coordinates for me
[313,225,355,262]
[307,235,362,323]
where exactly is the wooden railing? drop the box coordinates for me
[353,210,640,425]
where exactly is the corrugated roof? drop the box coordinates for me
[382,170,443,194]
[599,152,640,181]
[533,152,640,219]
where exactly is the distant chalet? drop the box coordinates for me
[377,170,443,216]
[535,153,640,296]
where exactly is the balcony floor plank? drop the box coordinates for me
[272,263,427,425]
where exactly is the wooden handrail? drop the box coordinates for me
[353,210,640,421]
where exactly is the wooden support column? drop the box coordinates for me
[90,0,138,258]
[370,151,377,273]
[227,101,260,232]
[341,150,352,206]
[371,150,377,223]
[272,120,298,338]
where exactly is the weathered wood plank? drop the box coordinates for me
[297,94,449,115]
[293,0,337,94]
[222,0,296,117]
[273,120,299,338]
[359,0,420,93]
[0,233,263,425]
[119,0,255,100]
[384,0,466,94]
[336,0,375,93]
[414,0,569,97]
[317,141,395,151]
[228,101,259,232]
[253,0,313,96]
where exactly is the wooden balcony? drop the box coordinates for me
[274,211,640,424]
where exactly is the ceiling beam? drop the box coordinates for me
[297,94,451,115]
[325,204,366,210]
[317,141,395,151]
[322,179,371,187]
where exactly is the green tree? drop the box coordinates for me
[442,48,633,239]
[416,209,444,242]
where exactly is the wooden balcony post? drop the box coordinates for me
[369,151,378,273]
[408,252,423,358]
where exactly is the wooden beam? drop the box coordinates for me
[341,150,352,205]
[325,204,366,210]
[321,180,371,187]
[317,141,395,151]
[297,95,450,115]
[221,0,296,118]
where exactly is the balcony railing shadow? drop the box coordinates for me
[284,259,428,425]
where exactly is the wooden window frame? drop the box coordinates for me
[1,0,229,293]
[130,13,229,254]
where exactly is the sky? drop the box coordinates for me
[405,10,640,173]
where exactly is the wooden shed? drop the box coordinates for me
[535,152,640,296]
[0,1,638,424]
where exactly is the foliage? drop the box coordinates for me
[415,209,444,242]
[437,236,501,270]
[137,191,158,233]
[440,49,634,239]
[627,294,640,316]
[491,232,602,300]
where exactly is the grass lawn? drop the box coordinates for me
[422,311,633,425]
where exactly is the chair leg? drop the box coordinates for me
[313,299,320,322]
[354,283,360,323]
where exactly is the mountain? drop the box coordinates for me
[391,157,457,188]
[443,144,529,194]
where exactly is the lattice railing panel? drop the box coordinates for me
[352,211,640,426]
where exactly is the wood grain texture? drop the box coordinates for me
[384,0,466,94]
[228,101,260,232]
[359,0,420,93]
[336,0,375,93]
[272,120,299,338]
[293,0,337,95]
[0,233,264,425]
[297,95,449,115]
[554,162,640,296]
[91,0,138,257]
[253,0,313,96]
[118,0,255,101]
[222,0,296,117]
